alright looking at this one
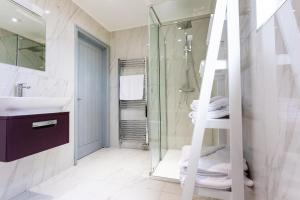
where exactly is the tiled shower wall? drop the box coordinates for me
[0,0,110,199]
[159,19,214,149]
[240,0,300,199]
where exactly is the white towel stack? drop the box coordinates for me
[189,96,229,124]
[179,145,254,190]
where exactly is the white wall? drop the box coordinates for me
[240,0,300,199]
[256,0,287,29]
[0,0,110,199]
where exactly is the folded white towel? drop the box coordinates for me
[180,174,254,190]
[179,146,248,177]
[189,106,229,123]
[191,96,229,112]
[179,145,254,190]
[120,75,144,100]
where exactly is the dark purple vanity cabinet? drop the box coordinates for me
[0,112,69,162]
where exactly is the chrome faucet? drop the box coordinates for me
[16,83,31,97]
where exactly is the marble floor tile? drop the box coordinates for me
[162,182,182,195]
[9,148,185,200]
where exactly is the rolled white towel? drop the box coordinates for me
[188,106,229,123]
[210,97,229,110]
[188,111,196,119]
[207,106,229,119]
[190,100,200,111]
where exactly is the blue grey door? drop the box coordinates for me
[77,32,108,159]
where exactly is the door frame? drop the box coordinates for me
[74,26,110,165]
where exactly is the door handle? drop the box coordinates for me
[77,98,83,101]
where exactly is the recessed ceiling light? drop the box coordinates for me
[44,10,51,14]
[177,39,182,42]
[11,18,19,23]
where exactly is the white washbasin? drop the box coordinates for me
[0,97,72,116]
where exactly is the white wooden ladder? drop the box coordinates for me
[181,0,244,199]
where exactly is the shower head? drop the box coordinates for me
[176,20,192,30]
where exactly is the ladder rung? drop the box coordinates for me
[201,60,227,69]
[194,187,232,200]
[205,118,230,129]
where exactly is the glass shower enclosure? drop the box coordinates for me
[148,0,217,180]
[148,7,168,173]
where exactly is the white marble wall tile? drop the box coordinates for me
[160,19,216,149]
[240,0,300,199]
[0,0,110,199]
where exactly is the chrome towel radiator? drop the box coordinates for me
[118,58,148,149]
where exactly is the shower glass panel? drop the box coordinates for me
[148,8,162,172]
[158,26,168,159]
[160,18,212,150]
[148,0,216,179]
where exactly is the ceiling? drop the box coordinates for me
[72,0,215,32]
[72,0,149,31]
[153,0,215,23]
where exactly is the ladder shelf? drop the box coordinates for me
[181,0,244,199]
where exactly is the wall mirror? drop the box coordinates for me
[256,0,288,29]
[0,0,46,71]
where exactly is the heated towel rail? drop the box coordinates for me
[118,58,148,149]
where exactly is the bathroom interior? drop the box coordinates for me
[0,0,299,200]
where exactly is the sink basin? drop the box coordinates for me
[0,97,72,116]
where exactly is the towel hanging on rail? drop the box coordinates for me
[120,75,144,100]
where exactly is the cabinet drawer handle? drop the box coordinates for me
[32,120,58,129]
